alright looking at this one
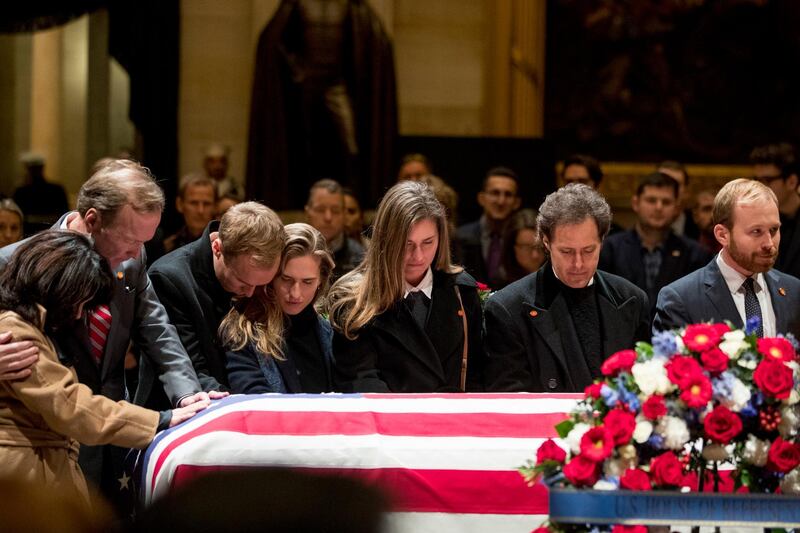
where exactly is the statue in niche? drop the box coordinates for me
[247,0,397,210]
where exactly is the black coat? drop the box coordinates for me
[483,265,650,393]
[454,220,490,287]
[599,229,711,317]
[653,259,800,337]
[146,222,233,406]
[333,270,485,393]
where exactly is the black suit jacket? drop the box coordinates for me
[454,220,489,285]
[599,229,711,317]
[653,259,800,337]
[145,222,232,407]
[483,265,650,392]
[333,270,485,393]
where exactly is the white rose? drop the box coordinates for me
[656,416,690,450]
[633,420,653,444]
[720,377,751,413]
[702,443,729,462]
[564,422,590,455]
[632,359,673,396]
[593,479,618,491]
[779,406,799,439]
[719,330,747,359]
[780,468,800,495]
[742,434,770,467]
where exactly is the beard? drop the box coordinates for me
[727,237,777,274]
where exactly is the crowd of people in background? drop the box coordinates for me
[0,140,799,519]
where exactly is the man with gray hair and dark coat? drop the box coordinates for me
[483,184,650,392]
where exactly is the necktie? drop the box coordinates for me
[742,278,763,337]
[486,232,502,282]
[88,304,112,364]
[405,291,429,330]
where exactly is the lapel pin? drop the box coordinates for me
[529,310,538,317]
[779,287,787,296]
[457,309,464,317]
[671,250,681,257]
[117,271,124,280]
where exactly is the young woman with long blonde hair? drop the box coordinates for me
[327,180,485,392]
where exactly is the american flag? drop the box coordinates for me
[138,393,580,532]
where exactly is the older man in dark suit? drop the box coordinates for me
[654,178,800,337]
[484,184,650,393]
[0,159,224,506]
[145,202,286,406]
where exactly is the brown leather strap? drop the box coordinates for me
[453,285,468,391]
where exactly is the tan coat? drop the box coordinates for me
[0,308,159,502]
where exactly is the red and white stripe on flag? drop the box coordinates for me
[140,393,580,533]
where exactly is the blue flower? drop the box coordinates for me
[651,331,678,358]
[740,401,758,418]
[712,373,735,402]
[647,433,664,450]
[600,384,620,407]
[745,315,762,336]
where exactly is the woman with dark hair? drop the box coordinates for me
[327,180,485,393]
[500,208,546,286]
[0,230,207,504]
[221,223,336,393]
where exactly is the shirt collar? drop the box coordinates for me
[403,267,434,299]
[716,252,765,293]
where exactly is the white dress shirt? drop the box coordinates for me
[404,267,434,300]
[716,252,776,337]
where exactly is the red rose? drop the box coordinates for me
[585,382,603,399]
[563,455,600,487]
[679,373,713,409]
[650,451,684,487]
[612,526,647,533]
[711,323,732,337]
[700,347,729,374]
[476,281,490,291]
[767,437,800,473]
[531,527,551,533]
[579,426,615,462]
[601,349,637,377]
[666,355,704,387]
[753,359,795,399]
[620,468,651,491]
[604,408,636,446]
[642,395,667,420]
[703,405,742,444]
[536,439,566,465]
[757,337,796,362]
[683,324,724,352]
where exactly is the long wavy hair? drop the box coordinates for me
[327,180,460,339]
[0,230,112,333]
[218,223,334,360]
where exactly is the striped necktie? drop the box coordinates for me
[88,304,112,364]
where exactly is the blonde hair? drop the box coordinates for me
[713,178,779,229]
[77,159,165,225]
[218,286,286,360]
[327,180,460,339]
[217,223,333,361]
[219,202,285,268]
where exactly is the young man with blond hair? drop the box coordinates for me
[147,201,287,405]
[654,178,800,337]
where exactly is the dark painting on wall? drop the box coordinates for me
[545,0,800,163]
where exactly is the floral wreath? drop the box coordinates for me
[521,318,800,532]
